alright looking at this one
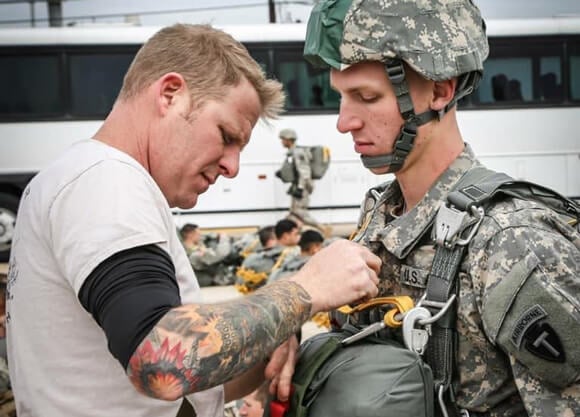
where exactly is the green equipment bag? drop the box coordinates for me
[276,155,297,184]
[308,146,331,180]
[267,326,434,417]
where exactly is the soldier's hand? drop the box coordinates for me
[290,239,380,314]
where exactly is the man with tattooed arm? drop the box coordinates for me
[5,24,380,417]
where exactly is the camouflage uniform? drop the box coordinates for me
[287,146,323,230]
[351,144,580,416]
[267,253,308,284]
[235,245,299,294]
[189,234,234,287]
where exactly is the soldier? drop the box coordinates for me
[303,0,579,416]
[236,220,300,294]
[179,223,201,256]
[189,232,234,287]
[276,128,325,232]
[268,229,324,284]
[238,381,269,417]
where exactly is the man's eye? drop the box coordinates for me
[221,129,232,144]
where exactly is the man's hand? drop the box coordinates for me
[264,335,299,401]
[290,239,381,314]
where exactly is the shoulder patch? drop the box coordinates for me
[523,321,566,363]
[511,304,547,348]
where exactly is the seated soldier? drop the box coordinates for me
[178,223,200,256]
[235,219,300,294]
[187,228,233,287]
[268,229,324,284]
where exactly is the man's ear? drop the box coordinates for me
[431,78,457,112]
[157,72,188,116]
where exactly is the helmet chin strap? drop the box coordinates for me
[361,59,439,173]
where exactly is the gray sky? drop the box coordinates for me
[1,0,580,28]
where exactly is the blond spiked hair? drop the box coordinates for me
[119,23,285,120]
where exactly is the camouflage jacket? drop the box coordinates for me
[289,146,313,192]
[188,236,232,271]
[268,253,310,284]
[351,144,579,417]
[235,245,299,293]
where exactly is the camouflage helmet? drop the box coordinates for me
[304,0,489,83]
[279,128,297,141]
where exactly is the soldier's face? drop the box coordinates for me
[239,391,263,417]
[331,61,403,174]
[330,61,433,175]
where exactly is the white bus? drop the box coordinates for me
[1,18,579,261]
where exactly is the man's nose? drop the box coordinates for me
[219,147,240,178]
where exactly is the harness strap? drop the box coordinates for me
[424,244,465,417]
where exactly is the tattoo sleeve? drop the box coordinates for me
[127,279,311,400]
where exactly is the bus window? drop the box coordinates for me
[69,52,134,117]
[246,46,272,77]
[479,57,531,103]
[472,39,564,106]
[570,46,580,101]
[539,56,563,101]
[0,54,62,117]
[275,47,339,112]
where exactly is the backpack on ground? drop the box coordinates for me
[267,166,579,417]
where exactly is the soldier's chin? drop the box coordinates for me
[368,165,391,175]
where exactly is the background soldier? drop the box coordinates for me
[276,128,325,233]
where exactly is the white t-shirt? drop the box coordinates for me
[6,140,224,417]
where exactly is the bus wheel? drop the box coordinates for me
[0,192,19,263]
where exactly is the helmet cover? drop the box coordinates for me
[304,0,489,82]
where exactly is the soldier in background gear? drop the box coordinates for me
[276,128,325,232]
[236,220,300,294]
[268,229,324,284]
[238,381,269,417]
[189,232,235,287]
[179,223,201,256]
[304,0,579,415]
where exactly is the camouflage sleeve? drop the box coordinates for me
[189,239,231,268]
[293,147,313,191]
[472,200,580,415]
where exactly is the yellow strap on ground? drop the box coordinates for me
[337,296,414,328]
[236,266,268,286]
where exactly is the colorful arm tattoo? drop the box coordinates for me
[127,279,311,400]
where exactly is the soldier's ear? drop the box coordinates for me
[431,79,457,111]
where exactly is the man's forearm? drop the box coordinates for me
[126,279,311,400]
